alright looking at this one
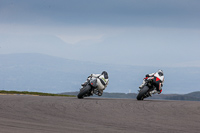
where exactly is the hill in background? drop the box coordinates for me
[0,53,200,94]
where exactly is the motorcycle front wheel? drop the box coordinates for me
[77,85,91,99]
[137,86,149,100]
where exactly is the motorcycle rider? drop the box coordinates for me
[139,70,164,95]
[81,71,109,96]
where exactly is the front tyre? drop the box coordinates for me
[137,86,149,100]
[77,85,91,99]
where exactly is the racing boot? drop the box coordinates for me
[149,90,158,96]
[98,90,103,96]
[98,92,102,96]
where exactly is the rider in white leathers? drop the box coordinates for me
[82,71,109,96]
[139,70,164,95]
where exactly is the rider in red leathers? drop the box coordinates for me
[139,70,164,95]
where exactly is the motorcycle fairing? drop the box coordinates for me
[90,78,98,88]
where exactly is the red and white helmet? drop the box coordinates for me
[158,70,164,76]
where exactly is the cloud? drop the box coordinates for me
[1,0,200,28]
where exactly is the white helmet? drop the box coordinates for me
[158,70,164,76]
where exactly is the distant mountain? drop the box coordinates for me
[184,91,200,98]
[164,91,200,101]
[0,53,200,94]
[62,91,200,101]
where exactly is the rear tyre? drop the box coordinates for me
[77,85,91,99]
[137,86,149,100]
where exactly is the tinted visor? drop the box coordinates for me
[102,71,108,79]
[158,72,163,76]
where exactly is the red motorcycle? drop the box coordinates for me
[137,76,162,100]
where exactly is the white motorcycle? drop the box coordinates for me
[77,78,102,99]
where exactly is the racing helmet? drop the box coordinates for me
[158,69,164,76]
[101,71,108,79]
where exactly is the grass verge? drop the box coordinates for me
[0,90,76,97]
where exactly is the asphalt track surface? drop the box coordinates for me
[0,95,200,133]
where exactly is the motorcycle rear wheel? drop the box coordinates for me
[137,86,149,100]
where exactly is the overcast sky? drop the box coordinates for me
[0,0,200,67]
